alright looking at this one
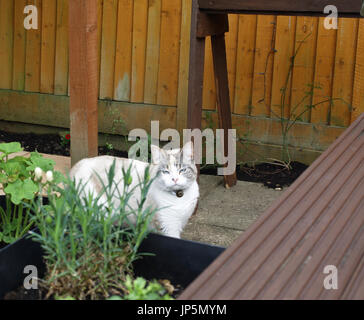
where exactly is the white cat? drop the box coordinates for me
[69,142,199,239]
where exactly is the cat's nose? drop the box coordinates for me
[172,178,178,183]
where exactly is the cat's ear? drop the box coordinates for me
[151,144,166,165]
[182,141,194,163]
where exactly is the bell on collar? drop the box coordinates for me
[176,190,184,198]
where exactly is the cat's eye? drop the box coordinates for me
[162,170,169,174]
[179,168,187,173]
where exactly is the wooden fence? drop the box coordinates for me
[0,0,363,163]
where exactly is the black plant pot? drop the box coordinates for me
[0,196,224,299]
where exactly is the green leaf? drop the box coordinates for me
[0,142,23,156]
[26,152,55,172]
[4,178,38,205]
[1,157,29,177]
[0,172,7,184]
[107,296,123,300]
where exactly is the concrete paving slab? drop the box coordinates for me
[182,222,243,248]
[182,177,285,247]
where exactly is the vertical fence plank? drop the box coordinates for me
[25,0,42,92]
[226,14,238,112]
[331,18,358,127]
[157,0,182,106]
[202,37,216,110]
[234,14,257,115]
[270,16,297,119]
[99,0,118,100]
[54,0,69,95]
[351,19,364,123]
[0,0,14,89]
[96,0,103,96]
[311,17,337,125]
[290,16,318,123]
[131,0,148,103]
[113,0,133,101]
[40,0,56,94]
[12,0,26,91]
[144,0,161,104]
[251,15,276,117]
[176,0,192,132]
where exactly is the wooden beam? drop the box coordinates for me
[187,0,206,174]
[196,13,229,38]
[69,0,99,166]
[198,0,364,17]
[211,34,237,188]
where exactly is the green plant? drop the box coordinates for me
[104,104,129,153]
[28,161,158,300]
[266,32,350,166]
[122,276,173,300]
[56,276,174,300]
[0,142,62,245]
[105,142,114,155]
[59,132,71,148]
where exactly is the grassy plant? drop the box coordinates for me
[28,161,158,300]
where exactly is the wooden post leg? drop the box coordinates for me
[187,0,206,174]
[211,32,237,188]
[69,0,99,167]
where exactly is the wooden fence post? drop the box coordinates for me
[69,0,99,167]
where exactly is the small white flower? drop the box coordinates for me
[34,167,43,181]
[46,171,53,182]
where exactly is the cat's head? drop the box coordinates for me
[151,141,197,192]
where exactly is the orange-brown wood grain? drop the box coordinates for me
[114,0,133,102]
[12,0,26,91]
[270,16,297,119]
[157,0,182,106]
[40,0,56,94]
[0,0,14,90]
[144,0,162,104]
[234,14,257,115]
[54,0,69,95]
[311,17,337,125]
[99,0,118,100]
[290,16,318,123]
[251,15,276,117]
[351,19,364,123]
[25,0,42,93]
[331,18,359,127]
[131,0,148,103]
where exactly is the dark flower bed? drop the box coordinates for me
[0,130,308,188]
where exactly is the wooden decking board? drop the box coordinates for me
[179,114,364,300]
[197,119,362,299]
[342,254,364,299]
[216,145,363,300]
[319,218,364,299]
[237,161,364,299]
[285,188,364,299]
[258,160,364,299]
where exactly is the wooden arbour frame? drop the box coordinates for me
[68,0,363,181]
[186,0,364,188]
